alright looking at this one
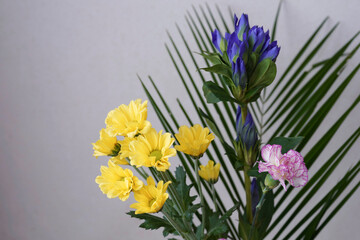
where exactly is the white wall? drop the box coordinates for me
[0,0,359,239]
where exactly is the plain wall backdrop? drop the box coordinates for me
[0,0,359,239]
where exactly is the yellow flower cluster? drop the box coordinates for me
[92,99,216,214]
[92,99,178,214]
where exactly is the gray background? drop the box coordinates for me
[1,0,359,239]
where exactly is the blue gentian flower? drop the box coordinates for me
[234,14,249,41]
[236,106,258,150]
[248,26,280,62]
[208,13,280,104]
[211,13,280,64]
[211,29,223,54]
[232,58,247,88]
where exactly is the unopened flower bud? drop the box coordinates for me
[265,174,279,190]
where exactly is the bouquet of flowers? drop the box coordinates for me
[91,3,359,240]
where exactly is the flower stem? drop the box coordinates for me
[249,187,268,240]
[159,171,197,239]
[244,166,253,223]
[125,158,148,179]
[162,207,192,240]
[194,157,206,235]
[211,183,218,212]
[241,104,248,124]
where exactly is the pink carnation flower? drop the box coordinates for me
[258,144,308,191]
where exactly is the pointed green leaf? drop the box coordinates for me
[203,81,237,103]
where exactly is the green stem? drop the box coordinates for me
[160,171,197,239]
[159,171,184,212]
[249,188,269,240]
[241,104,248,124]
[162,208,192,240]
[244,166,253,223]
[211,183,218,212]
[195,157,206,235]
[125,158,148,179]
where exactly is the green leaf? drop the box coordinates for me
[198,51,223,65]
[247,164,266,179]
[201,64,233,82]
[199,108,223,140]
[257,190,275,238]
[203,81,237,103]
[268,136,304,153]
[127,211,177,237]
[249,59,277,88]
[206,202,240,238]
[238,215,259,240]
[174,166,196,211]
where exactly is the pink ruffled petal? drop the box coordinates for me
[258,161,271,173]
[283,149,308,188]
[279,179,287,191]
[261,144,272,163]
[270,144,282,166]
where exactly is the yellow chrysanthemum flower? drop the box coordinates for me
[105,99,151,138]
[109,155,129,165]
[129,128,176,171]
[109,137,135,165]
[198,160,221,184]
[95,160,143,201]
[175,124,215,158]
[92,128,120,158]
[130,176,171,214]
[118,136,135,159]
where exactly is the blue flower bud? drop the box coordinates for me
[234,14,249,41]
[212,29,223,54]
[236,106,258,150]
[232,58,247,89]
[259,40,280,62]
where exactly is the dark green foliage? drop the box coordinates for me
[127,211,178,237]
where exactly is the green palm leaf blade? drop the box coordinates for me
[265,22,338,122]
[187,7,237,117]
[172,25,235,135]
[275,126,360,207]
[267,33,359,139]
[313,179,360,237]
[302,191,335,240]
[270,0,283,42]
[191,5,237,112]
[295,64,360,150]
[215,4,230,33]
[285,43,360,138]
[292,164,360,240]
[273,95,360,203]
[283,170,360,239]
[265,128,360,237]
